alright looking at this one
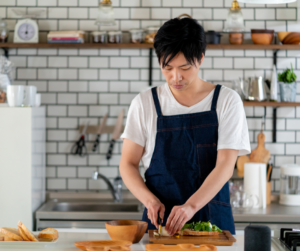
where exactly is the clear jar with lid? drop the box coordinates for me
[90,31,107,43]
[144,26,160,44]
[108,30,122,43]
[0,18,8,43]
[129,29,145,44]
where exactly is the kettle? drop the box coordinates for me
[236,76,268,101]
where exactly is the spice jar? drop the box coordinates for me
[90,31,107,43]
[129,29,145,43]
[144,26,159,44]
[108,30,122,43]
[0,18,8,43]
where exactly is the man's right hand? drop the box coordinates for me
[146,200,165,229]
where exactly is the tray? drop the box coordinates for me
[0,236,58,247]
[74,240,132,250]
[145,244,217,251]
[149,230,236,246]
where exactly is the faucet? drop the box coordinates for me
[92,171,123,202]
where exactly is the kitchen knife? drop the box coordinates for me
[92,113,108,152]
[157,213,162,236]
[106,109,124,160]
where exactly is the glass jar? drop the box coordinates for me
[144,26,160,44]
[129,29,145,44]
[0,18,8,43]
[90,31,107,43]
[108,30,122,43]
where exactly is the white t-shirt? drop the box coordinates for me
[121,83,251,170]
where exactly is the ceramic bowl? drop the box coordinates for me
[105,220,148,244]
[251,29,274,45]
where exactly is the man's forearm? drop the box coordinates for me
[185,162,233,212]
[120,164,159,208]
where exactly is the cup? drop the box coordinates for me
[23,86,37,107]
[7,85,24,107]
[35,93,41,107]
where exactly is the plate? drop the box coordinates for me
[74,240,132,251]
[0,236,59,247]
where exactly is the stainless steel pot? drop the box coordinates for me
[236,76,268,101]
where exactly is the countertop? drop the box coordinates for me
[0,231,271,251]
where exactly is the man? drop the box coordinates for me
[119,17,250,235]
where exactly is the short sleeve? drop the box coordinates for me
[217,99,251,156]
[120,94,146,147]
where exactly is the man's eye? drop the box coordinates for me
[165,68,172,71]
[182,67,191,71]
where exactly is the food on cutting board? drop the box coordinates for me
[0,221,58,242]
[154,221,222,237]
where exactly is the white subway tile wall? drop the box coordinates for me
[2,1,300,192]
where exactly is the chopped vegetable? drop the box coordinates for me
[181,221,222,233]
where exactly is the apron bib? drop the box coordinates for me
[142,84,235,234]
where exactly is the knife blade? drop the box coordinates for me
[106,109,124,160]
[157,214,162,236]
[92,113,108,152]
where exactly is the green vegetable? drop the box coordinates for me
[181,221,222,233]
[278,63,297,83]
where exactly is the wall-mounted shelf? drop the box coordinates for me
[243,101,300,107]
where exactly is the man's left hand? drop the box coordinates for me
[165,204,196,235]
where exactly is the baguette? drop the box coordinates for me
[38,228,58,240]
[17,221,38,242]
[0,227,23,241]
[18,227,30,241]
[0,233,5,241]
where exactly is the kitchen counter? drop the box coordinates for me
[0,231,277,251]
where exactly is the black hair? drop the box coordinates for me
[154,17,206,68]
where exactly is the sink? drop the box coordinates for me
[52,202,141,212]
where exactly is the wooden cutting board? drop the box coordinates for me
[249,132,270,164]
[145,244,217,251]
[74,240,132,250]
[148,230,236,246]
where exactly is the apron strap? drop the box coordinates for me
[210,84,222,111]
[151,87,163,117]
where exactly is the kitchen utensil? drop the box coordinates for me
[231,190,259,211]
[71,121,89,157]
[148,230,236,245]
[282,32,300,44]
[229,32,243,44]
[92,113,108,152]
[244,162,267,208]
[237,76,268,101]
[22,85,37,107]
[106,110,124,160]
[7,85,24,107]
[205,31,222,44]
[249,131,270,164]
[74,240,132,251]
[251,29,274,45]
[279,164,300,206]
[145,244,217,251]
[157,213,162,235]
[236,155,250,177]
[105,220,148,244]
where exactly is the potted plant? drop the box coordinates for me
[278,63,297,102]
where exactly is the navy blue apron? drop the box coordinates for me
[142,84,235,235]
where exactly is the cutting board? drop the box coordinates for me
[145,244,217,251]
[249,132,270,164]
[74,240,132,251]
[148,230,236,246]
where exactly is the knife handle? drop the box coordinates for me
[106,139,116,160]
[92,134,101,152]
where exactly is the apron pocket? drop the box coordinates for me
[208,200,235,234]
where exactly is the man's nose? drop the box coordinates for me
[172,70,182,82]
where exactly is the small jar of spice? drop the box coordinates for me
[108,30,122,43]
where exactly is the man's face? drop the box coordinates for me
[161,52,204,92]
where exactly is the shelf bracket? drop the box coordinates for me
[1,47,9,58]
[273,107,277,143]
[149,48,153,86]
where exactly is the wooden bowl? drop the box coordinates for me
[105,220,148,244]
[277,31,291,42]
[229,32,243,45]
[251,29,274,45]
[282,32,300,44]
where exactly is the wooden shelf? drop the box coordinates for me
[243,101,300,107]
[1,43,300,50]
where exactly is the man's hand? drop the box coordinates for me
[165,204,196,235]
[146,200,165,229]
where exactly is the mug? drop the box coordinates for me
[23,86,37,107]
[7,85,24,107]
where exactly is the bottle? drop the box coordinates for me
[270,64,278,101]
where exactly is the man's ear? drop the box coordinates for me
[199,53,205,66]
